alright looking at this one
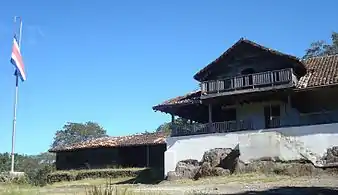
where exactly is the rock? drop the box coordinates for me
[174,159,200,179]
[220,149,240,173]
[211,167,230,176]
[234,160,247,174]
[201,148,233,167]
[166,171,182,181]
[194,162,213,179]
[323,146,338,164]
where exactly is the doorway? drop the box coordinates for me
[264,104,281,128]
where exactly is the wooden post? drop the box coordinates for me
[287,94,291,115]
[208,104,212,124]
[146,145,150,167]
[208,104,213,132]
[171,114,175,124]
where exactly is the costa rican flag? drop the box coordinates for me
[10,36,26,82]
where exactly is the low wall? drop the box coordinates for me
[164,123,338,176]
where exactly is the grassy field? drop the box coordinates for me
[0,173,337,195]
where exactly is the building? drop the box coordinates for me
[153,38,338,176]
[49,132,167,170]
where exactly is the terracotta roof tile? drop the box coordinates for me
[49,132,167,152]
[297,54,338,88]
[152,90,201,110]
[154,55,338,110]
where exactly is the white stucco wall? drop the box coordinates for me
[164,123,338,176]
[236,100,303,129]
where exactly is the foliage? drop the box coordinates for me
[156,117,192,135]
[26,164,56,186]
[0,152,56,186]
[51,121,107,149]
[86,182,129,195]
[303,31,338,59]
[47,168,145,184]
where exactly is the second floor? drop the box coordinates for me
[170,100,338,137]
[194,39,307,99]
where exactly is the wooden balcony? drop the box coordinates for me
[171,120,253,137]
[200,68,297,98]
[170,110,338,137]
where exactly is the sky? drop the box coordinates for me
[0,1,337,155]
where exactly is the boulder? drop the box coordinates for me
[201,148,233,167]
[324,146,338,164]
[174,159,200,179]
[220,149,241,173]
[194,162,213,179]
[166,171,182,181]
[211,167,231,176]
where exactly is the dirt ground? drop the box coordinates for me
[135,175,338,194]
[1,174,338,194]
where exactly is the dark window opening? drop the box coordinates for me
[264,105,281,128]
[241,68,255,86]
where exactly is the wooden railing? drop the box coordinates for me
[201,68,295,95]
[170,110,338,137]
[171,120,252,137]
[297,111,338,126]
[267,116,281,128]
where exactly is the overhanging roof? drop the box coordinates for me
[193,38,306,82]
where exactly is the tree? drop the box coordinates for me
[51,121,107,149]
[156,117,192,135]
[303,32,338,59]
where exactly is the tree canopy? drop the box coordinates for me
[51,121,107,149]
[303,31,338,59]
[156,117,192,135]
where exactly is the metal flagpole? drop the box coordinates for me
[10,16,23,174]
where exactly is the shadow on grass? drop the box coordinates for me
[116,168,163,185]
[200,187,338,195]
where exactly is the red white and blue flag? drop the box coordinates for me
[10,36,26,82]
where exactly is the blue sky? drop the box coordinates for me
[0,1,337,155]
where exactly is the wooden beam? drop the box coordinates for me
[208,104,213,124]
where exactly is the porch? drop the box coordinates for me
[200,68,298,99]
[171,110,338,137]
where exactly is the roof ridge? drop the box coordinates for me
[303,54,338,61]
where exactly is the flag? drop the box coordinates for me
[10,36,26,82]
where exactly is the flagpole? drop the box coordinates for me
[10,16,22,174]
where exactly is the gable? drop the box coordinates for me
[193,39,306,82]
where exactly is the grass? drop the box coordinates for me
[0,176,164,195]
[0,173,297,195]
[161,172,291,185]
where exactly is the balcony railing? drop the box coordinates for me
[295,111,338,126]
[171,120,253,137]
[201,68,296,96]
[170,111,338,137]
[267,116,281,128]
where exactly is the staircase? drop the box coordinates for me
[277,132,326,167]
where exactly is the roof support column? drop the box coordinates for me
[170,114,176,135]
[146,145,150,167]
[171,114,175,124]
[208,104,214,133]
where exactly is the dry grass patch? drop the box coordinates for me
[161,173,291,185]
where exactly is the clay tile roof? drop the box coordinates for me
[49,132,167,152]
[152,89,201,110]
[153,55,338,112]
[297,54,338,89]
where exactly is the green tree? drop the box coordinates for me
[303,31,338,59]
[51,121,107,149]
[156,117,192,135]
